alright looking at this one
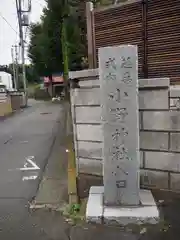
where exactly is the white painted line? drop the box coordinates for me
[22,175,38,181]
[20,167,40,171]
[28,158,40,169]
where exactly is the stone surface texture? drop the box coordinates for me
[139,89,169,110]
[86,187,103,224]
[86,186,159,225]
[99,45,140,206]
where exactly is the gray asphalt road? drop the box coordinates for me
[0,99,66,239]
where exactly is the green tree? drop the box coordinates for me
[28,0,115,78]
[28,0,64,78]
[28,23,50,77]
[28,0,83,77]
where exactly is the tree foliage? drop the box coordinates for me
[28,0,115,78]
[28,0,84,77]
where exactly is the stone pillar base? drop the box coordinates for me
[86,186,159,225]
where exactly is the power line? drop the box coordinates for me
[15,22,20,41]
[0,11,19,35]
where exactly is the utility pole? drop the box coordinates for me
[15,0,31,102]
[11,45,19,89]
[11,46,17,89]
[61,0,78,204]
[19,0,27,92]
[15,45,19,89]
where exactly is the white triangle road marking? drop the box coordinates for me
[19,156,40,171]
[8,156,40,171]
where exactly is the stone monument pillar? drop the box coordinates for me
[99,45,140,206]
[86,45,159,225]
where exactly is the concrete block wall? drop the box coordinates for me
[69,69,180,192]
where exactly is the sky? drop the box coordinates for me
[0,0,46,65]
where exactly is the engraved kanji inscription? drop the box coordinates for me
[105,57,116,70]
[111,145,128,160]
[112,171,128,177]
[112,127,128,142]
[124,91,128,97]
[109,107,128,122]
[116,180,127,188]
[108,89,128,103]
[122,72,132,84]
[104,72,116,81]
[121,56,132,69]
[108,88,120,102]
[110,145,132,162]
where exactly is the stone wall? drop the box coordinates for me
[69,69,180,192]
